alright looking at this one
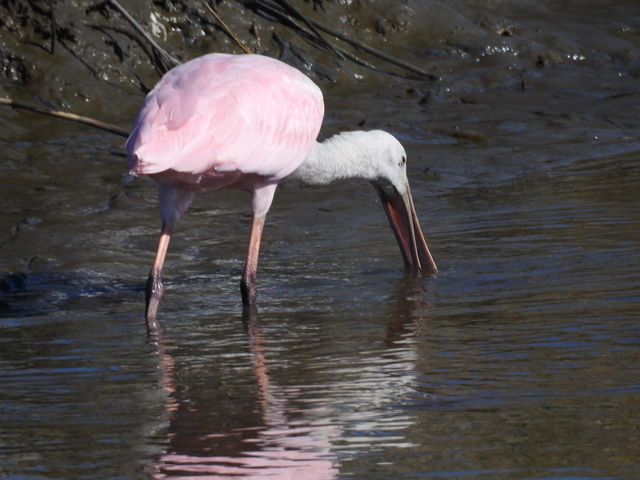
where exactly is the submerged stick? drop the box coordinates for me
[0,97,129,138]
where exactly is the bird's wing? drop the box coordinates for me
[126,54,324,182]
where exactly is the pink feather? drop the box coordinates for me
[126,53,324,188]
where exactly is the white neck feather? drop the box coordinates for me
[291,131,394,185]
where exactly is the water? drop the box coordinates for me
[2,133,638,478]
[2,1,640,478]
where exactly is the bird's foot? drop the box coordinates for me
[145,272,165,326]
[240,273,257,306]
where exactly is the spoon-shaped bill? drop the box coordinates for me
[374,183,437,274]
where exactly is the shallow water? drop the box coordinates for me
[2,133,639,478]
[2,1,640,479]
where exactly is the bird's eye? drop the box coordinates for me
[398,156,406,167]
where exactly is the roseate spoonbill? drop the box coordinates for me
[126,53,436,322]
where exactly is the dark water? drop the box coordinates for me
[2,130,639,479]
[2,1,640,479]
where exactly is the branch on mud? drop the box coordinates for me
[0,97,129,138]
[204,2,253,54]
[309,17,438,81]
[253,0,347,61]
[109,0,180,74]
[252,0,437,80]
[271,0,345,60]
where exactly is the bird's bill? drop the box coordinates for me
[374,183,437,274]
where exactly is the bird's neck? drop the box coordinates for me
[291,131,381,185]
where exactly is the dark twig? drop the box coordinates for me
[252,0,437,80]
[49,0,56,54]
[331,43,379,72]
[270,0,345,60]
[0,97,129,138]
[254,0,343,59]
[308,17,438,80]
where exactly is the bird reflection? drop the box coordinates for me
[385,277,432,345]
[146,278,431,479]
[148,307,340,479]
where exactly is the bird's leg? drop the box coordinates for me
[240,214,266,305]
[146,222,173,328]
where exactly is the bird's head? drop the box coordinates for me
[366,131,437,275]
[293,129,437,274]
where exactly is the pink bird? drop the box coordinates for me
[126,53,436,323]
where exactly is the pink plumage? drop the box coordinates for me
[126,53,324,188]
[126,53,326,320]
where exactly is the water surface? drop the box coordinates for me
[2,130,639,478]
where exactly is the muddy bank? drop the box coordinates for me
[1,1,639,134]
